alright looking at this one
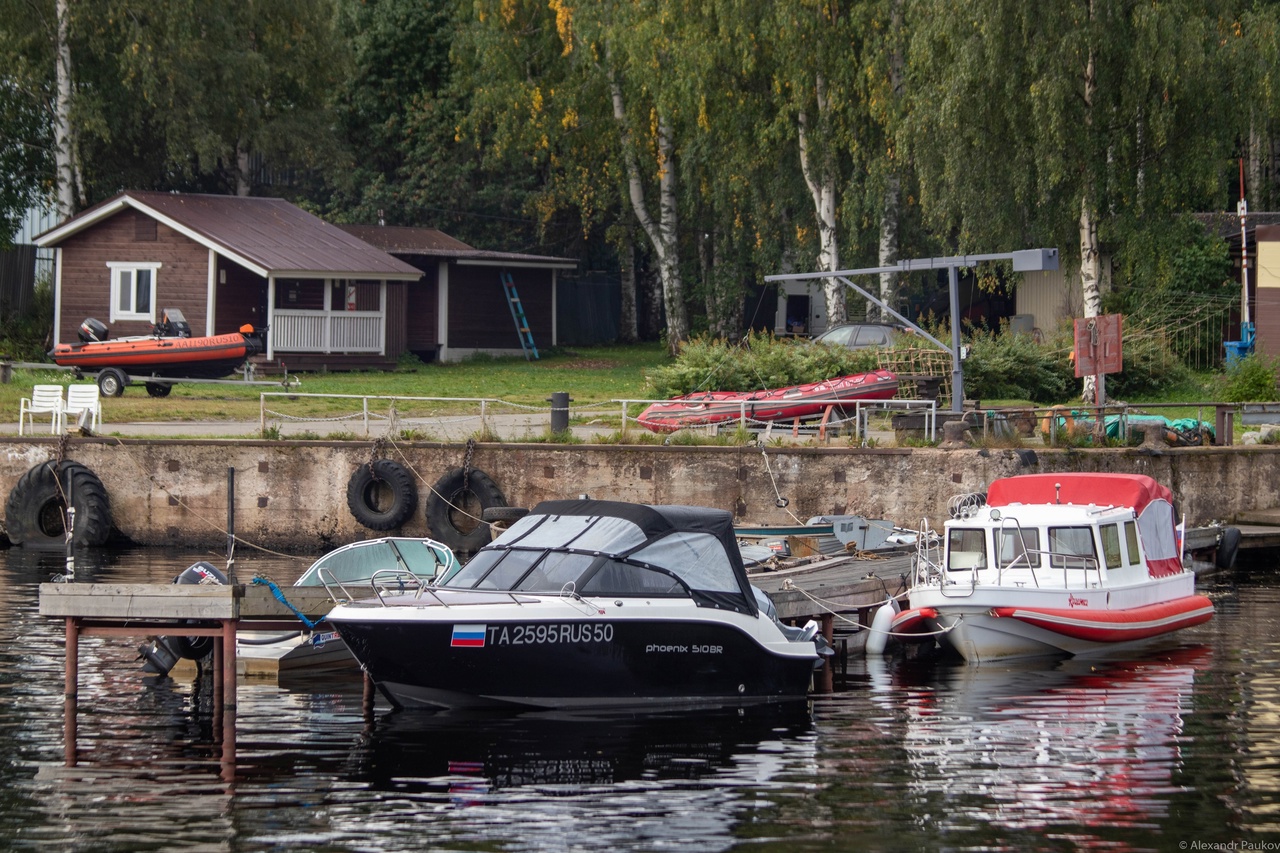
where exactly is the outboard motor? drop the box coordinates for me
[138,561,227,675]
[78,318,109,343]
[153,307,192,337]
[240,323,267,356]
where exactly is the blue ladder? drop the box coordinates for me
[500,271,539,360]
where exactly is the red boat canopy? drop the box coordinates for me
[987,473,1172,513]
[987,473,1182,578]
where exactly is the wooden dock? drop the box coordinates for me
[39,582,364,781]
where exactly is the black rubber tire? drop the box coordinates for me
[145,382,173,398]
[1216,526,1242,570]
[482,506,529,523]
[347,460,418,531]
[4,461,112,549]
[97,368,127,397]
[426,467,507,553]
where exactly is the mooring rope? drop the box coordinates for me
[108,436,309,562]
[778,578,957,637]
[252,576,325,630]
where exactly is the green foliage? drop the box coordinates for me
[1221,354,1280,403]
[1104,330,1192,399]
[1110,215,1234,296]
[0,275,53,361]
[961,326,1074,404]
[644,332,880,397]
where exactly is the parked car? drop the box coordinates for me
[812,322,907,350]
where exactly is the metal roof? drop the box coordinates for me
[339,224,578,269]
[37,191,422,280]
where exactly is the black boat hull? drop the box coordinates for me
[336,617,818,710]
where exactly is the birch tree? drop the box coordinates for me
[903,0,1228,398]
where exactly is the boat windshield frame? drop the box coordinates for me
[437,499,760,616]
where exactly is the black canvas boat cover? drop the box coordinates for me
[441,499,759,617]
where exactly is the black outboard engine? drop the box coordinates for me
[153,307,192,338]
[78,318,109,343]
[138,561,227,675]
[239,323,267,356]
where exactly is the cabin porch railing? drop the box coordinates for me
[271,310,384,354]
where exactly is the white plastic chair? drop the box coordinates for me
[65,384,103,432]
[19,385,66,435]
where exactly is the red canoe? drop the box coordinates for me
[637,369,899,433]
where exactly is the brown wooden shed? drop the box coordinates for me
[337,225,577,362]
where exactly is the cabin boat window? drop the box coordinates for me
[1124,521,1141,564]
[582,560,687,596]
[947,528,987,570]
[515,552,597,592]
[628,532,739,592]
[507,514,646,552]
[997,528,1041,568]
[1100,524,1123,569]
[475,549,542,590]
[1048,527,1097,568]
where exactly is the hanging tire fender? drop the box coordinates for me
[4,460,112,549]
[426,467,508,552]
[1216,527,1242,570]
[347,459,418,531]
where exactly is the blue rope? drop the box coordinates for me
[252,576,326,630]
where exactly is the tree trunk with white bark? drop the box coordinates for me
[609,64,687,354]
[798,75,846,329]
[54,0,76,219]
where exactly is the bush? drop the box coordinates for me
[0,275,54,362]
[1221,354,1279,402]
[644,332,881,397]
[1103,329,1192,399]
[961,325,1074,403]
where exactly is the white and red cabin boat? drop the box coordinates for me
[636,369,899,433]
[894,473,1213,662]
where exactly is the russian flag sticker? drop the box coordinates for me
[451,624,487,648]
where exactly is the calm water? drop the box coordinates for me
[0,547,1276,851]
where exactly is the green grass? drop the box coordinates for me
[0,344,671,427]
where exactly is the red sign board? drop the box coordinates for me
[1073,314,1123,378]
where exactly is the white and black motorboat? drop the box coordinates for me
[327,499,828,711]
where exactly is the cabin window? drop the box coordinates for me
[107,262,159,322]
[515,552,597,592]
[473,549,542,590]
[997,528,1040,568]
[1048,527,1097,569]
[1124,521,1141,564]
[582,560,686,596]
[1100,524,1123,569]
[947,528,987,570]
[628,532,738,592]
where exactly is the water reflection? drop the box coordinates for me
[895,648,1207,834]
[1,547,1278,849]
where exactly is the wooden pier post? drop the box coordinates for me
[64,616,79,767]
[221,618,237,782]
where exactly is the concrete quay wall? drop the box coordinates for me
[0,438,1273,550]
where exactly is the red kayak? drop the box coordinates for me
[50,308,265,380]
[637,369,899,432]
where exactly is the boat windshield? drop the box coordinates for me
[439,514,740,598]
[296,538,457,587]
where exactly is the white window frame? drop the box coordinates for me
[107,262,160,323]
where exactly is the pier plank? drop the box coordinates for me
[39,583,345,621]
[40,583,237,619]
